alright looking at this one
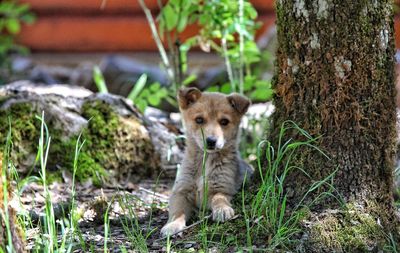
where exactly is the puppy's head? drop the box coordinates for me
[178,87,250,152]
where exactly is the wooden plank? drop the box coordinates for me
[395,17,400,49]
[16,15,275,52]
[20,0,274,14]
[17,16,159,51]
[20,0,163,14]
[251,0,275,12]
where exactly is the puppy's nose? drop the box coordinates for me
[206,137,217,149]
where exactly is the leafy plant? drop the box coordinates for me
[126,74,170,113]
[208,75,274,101]
[140,0,274,101]
[0,0,35,82]
[92,68,170,113]
[94,0,272,112]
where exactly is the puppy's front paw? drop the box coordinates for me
[212,205,234,222]
[161,220,185,237]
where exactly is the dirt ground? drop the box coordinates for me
[20,178,178,252]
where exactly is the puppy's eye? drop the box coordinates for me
[220,118,229,126]
[195,117,204,124]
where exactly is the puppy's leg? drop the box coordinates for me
[210,193,234,222]
[161,189,194,236]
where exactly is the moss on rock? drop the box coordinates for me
[0,96,159,186]
[0,102,40,171]
[80,99,159,181]
[305,203,389,252]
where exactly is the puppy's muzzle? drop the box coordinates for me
[206,136,217,150]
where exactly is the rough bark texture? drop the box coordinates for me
[271,0,399,250]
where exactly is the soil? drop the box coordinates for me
[20,177,177,252]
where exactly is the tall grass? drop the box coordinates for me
[0,113,92,252]
[67,132,85,252]
[118,193,156,252]
[1,119,14,252]
[180,120,341,251]
[103,198,112,253]
[199,128,211,250]
[36,112,58,252]
[164,121,340,251]
[93,66,108,94]
[1,112,344,252]
[249,120,339,249]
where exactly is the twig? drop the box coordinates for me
[222,36,236,92]
[238,0,244,94]
[138,186,169,201]
[138,0,173,80]
[154,214,240,242]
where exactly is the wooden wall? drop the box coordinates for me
[16,0,400,52]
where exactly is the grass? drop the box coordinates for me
[1,111,168,252]
[199,128,210,250]
[1,118,14,252]
[166,120,339,252]
[1,111,396,252]
[248,120,338,249]
[117,184,162,252]
[0,114,335,252]
[0,113,88,252]
[37,112,58,252]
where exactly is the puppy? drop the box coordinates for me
[161,87,253,236]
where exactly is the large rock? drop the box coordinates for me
[0,81,183,185]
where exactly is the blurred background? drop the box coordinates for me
[3,0,400,107]
[0,0,279,103]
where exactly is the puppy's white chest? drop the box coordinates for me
[195,164,213,207]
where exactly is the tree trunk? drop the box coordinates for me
[271,0,399,250]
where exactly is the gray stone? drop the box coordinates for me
[100,55,168,96]
[0,81,184,180]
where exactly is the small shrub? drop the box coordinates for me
[0,0,35,84]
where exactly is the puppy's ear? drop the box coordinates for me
[178,87,202,109]
[227,93,250,115]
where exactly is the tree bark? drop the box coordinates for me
[271,0,399,250]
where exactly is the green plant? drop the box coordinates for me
[248,121,340,249]
[2,112,95,252]
[36,112,58,252]
[171,121,339,251]
[207,75,273,102]
[0,0,35,82]
[141,0,274,100]
[127,74,170,113]
[197,0,260,93]
[384,232,399,253]
[93,66,108,94]
[199,128,210,250]
[95,0,273,112]
[1,119,15,253]
[117,194,155,252]
[103,199,112,253]
[92,68,170,113]
[67,132,85,252]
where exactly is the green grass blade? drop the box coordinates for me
[127,74,148,102]
[93,66,108,93]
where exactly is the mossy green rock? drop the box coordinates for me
[0,81,164,185]
[300,203,392,252]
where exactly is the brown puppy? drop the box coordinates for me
[161,87,253,236]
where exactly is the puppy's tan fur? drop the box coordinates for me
[161,87,252,236]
